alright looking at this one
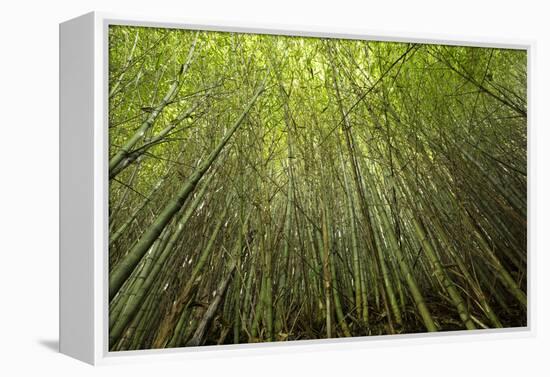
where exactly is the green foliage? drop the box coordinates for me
[108,25,527,351]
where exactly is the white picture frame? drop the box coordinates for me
[59,11,534,365]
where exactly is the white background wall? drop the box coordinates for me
[1,0,548,375]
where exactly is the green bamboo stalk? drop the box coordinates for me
[109,84,265,300]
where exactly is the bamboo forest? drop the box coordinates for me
[107,25,527,351]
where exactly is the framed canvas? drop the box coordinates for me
[59,11,533,365]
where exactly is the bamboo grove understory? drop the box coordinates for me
[108,26,527,351]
